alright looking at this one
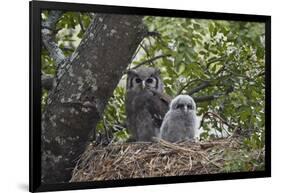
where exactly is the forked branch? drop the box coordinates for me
[42,11,65,66]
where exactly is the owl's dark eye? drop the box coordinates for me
[187,104,193,110]
[176,104,184,109]
[146,78,154,84]
[135,78,142,83]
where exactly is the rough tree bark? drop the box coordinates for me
[41,13,146,183]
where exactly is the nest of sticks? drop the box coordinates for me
[70,138,264,182]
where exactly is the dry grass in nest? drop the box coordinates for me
[70,138,264,182]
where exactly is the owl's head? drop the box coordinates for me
[126,66,163,93]
[170,95,196,114]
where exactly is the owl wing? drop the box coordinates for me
[159,111,170,139]
[146,90,171,129]
[125,90,139,141]
[125,90,159,140]
[125,89,171,141]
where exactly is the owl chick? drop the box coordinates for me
[125,67,171,142]
[160,95,199,143]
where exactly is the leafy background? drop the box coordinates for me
[41,12,265,171]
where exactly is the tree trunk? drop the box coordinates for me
[41,14,145,184]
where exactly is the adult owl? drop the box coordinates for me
[160,95,199,143]
[125,66,171,142]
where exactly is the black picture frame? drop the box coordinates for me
[30,0,271,192]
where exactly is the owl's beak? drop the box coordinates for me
[184,105,188,113]
[141,80,146,89]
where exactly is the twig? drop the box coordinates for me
[189,156,193,171]
[199,112,238,136]
[215,65,226,75]
[128,43,143,69]
[193,86,234,103]
[177,74,232,96]
[199,141,230,149]
[131,54,171,70]
[103,119,111,143]
[206,56,226,69]
[78,13,85,33]
[41,10,65,66]
[139,43,150,56]
[158,138,203,155]
[187,81,211,96]
[193,94,221,103]
[144,31,161,37]
[177,79,201,95]
[42,73,54,90]
[139,43,155,66]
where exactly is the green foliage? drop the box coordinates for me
[221,144,265,172]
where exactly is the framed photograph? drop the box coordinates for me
[30,0,271,192]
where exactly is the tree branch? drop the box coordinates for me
[78,14,85,33]
[140,43,151,59]
[129,43,143,68]
[199,111,237,135]
[42,11,65,66]
[42,73,54,90]
[144,31,161,37]
[193,94,220,103]
[206,56,226,69]
[179,74,232,96]
[187,81,211,96]
[138,43,157,66]
[131,54,171,69]
[177,79,202,95]
[194,86,233,103]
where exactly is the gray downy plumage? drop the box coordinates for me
[160,95,199,143]
[125,67,171,142]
